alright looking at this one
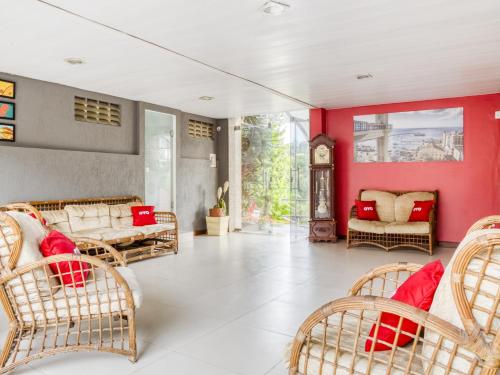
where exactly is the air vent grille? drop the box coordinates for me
[74,96,121,126]
[188,119,214,139]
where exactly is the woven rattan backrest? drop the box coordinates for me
[0,213,23,272]
[24,196,143,212]
[451,231,500,346]
[466,215,500,235]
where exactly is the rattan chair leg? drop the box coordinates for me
[0,327,16,369]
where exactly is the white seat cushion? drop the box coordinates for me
[348,218,387,234]
[135,223,176,236]
[360,190,397,222]
[65,204,111,232]
[394,192,435,222]
[385,221,430,234]
[17,266,142,322]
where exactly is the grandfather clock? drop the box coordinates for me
[309,134,337,242]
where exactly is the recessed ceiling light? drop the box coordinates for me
[356,74,373,80]
[199,96,215,101]
[64,58,85,65]
[261,1,290,15]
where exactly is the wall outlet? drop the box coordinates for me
[209,153,217,168]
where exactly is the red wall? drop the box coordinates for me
[311,93,500,243]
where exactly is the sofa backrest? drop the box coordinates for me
[41,210,71,235]
[359,190,437,223]
[394,191,435,222]
[110,202,139,228]
[360,190,397,222]
[65,204,111,232]
[25,196,143,212]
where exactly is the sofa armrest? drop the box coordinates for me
[349,205,358,220]
[287,296,490,375]
[348,262,423,297]
[72,238,126,267]
[154,211,178,227]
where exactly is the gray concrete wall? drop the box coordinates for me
[0,146,143,202]
[0,72,138,154]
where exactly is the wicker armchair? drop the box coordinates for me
[0,210,141,373]
[287,217,500,374]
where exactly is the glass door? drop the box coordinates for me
[289,110,310,238]
[145,110,176,211]
[240,111,309,237]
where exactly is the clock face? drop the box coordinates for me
[314,144,330,164]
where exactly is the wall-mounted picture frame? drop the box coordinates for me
[0,79,15,99]
[0,123,15,142]
[353,107,464,163]
[0,101,15,120]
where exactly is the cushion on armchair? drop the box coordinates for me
[132,206,157,226]
[365,259,444,351]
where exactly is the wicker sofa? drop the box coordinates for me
[286,215,500,374]
[0,209,141,373]
[347,189,437,255]
[6,196,178,265]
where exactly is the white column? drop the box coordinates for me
[228,117,242,231]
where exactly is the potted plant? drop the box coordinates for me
[207,181,229,235]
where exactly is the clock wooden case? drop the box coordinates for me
[309,134,337,242]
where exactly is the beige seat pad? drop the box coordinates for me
[385,222,430,234]
[134,223,176,236]
[348,218,387,235]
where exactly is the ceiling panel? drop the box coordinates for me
[1,0,499,118]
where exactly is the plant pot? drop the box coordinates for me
[206,216,229,236]
[209,207,225,217]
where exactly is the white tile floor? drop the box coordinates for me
[1,234,454,375]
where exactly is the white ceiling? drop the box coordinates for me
[1,0,499,119]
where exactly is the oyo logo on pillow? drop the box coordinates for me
[363,207,374,211]
[139,210,151,215]
[413,207,422,212]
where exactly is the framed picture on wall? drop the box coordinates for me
[0,101,15,120]
[353,107,464,163]
[0,79,15,99]
[0,124,15,142]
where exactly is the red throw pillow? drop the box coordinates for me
[40,231,89,287]
[355,200,379,221]
[365,260,444,352]
[408,200,435,222]
[131,206,157,226]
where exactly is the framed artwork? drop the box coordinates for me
[0,79,15,99]
[0,124,15,142]
[353,107,464,163]
[0,101,15,120]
